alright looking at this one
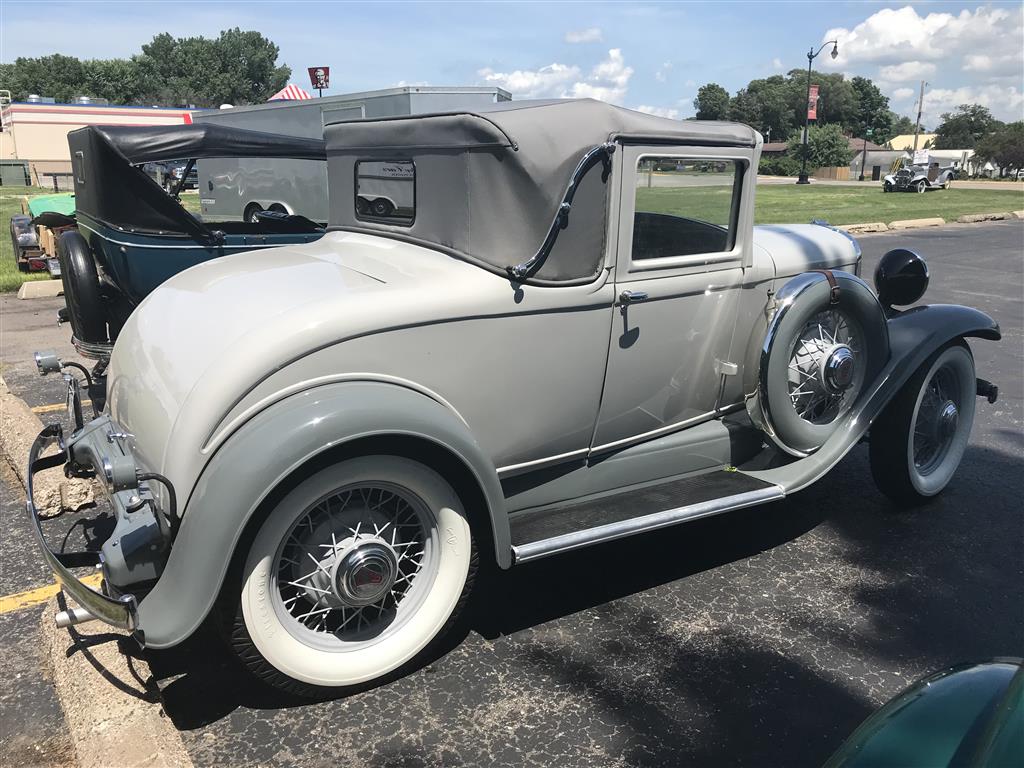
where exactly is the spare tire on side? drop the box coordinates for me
[752,270,889,456]
[57,230,108,352]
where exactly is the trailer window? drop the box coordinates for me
[355,160,415,226]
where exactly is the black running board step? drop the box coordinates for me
[510,471,783,563]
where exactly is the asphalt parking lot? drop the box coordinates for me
[1,221,1021,767]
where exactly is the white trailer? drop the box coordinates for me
[193,86,510,223]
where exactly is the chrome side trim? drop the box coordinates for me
[497,447,591,478]
[590,402,744,457]
[511,483,784,563]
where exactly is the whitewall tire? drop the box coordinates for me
[870,342,976,505]
[229,455,475,695]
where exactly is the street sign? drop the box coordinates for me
[807,85,819,120]
[307,67,330,95]
[913,148,929,166]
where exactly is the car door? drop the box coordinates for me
[591,145,754,454]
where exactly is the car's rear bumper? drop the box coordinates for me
[26,424,138,632]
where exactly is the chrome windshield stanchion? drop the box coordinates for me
[25,424,138,633]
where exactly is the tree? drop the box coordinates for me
[0,29,290,107]
[850,76,893,142]
[974,121,1024,175]
[788,123,853,169]
[728,75,794,140]
[693,83,730,120]
[934,104,1003,149]
[890,113,917,136]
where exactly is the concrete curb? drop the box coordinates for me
[887,217,945,230]
[1012,210,1024,220]
[0,375,94,515]
[838,222,889,234]
[17,280,64,299]
[42,597,194,768]
[956,212,1014,223]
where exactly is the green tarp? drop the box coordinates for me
[26,193,76,218]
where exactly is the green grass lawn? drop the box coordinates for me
[0,186,57,293]
[637,183,1024,227]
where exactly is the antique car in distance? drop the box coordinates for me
[883,161,956,192]
[28,100,1000,697]
[55,124,328,374]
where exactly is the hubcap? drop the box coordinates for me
[938,400,959,439]
[333,540,399,606]
[822,345,855,393]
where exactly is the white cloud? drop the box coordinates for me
[878,61,936,82]
[919,84,1024,126]
[634,105,680,119]
[684,79,696,88]
[824,6,1022,68]
[565,27,603,44]
[655,61,672,83]
[481,49,632,104]
[963,55,993,72]
[478,62,581,98]
[771,57,783,70]
[892,87,915,102]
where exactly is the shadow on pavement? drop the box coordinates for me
[146,442,1023,766]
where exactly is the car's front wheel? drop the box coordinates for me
[916,179,927,193]
[226,456,476,697]
[883,181,893,193]
[869,342,976,506]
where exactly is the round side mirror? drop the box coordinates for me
[874,248,929,308]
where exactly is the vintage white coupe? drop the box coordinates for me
[29,100,1000,696]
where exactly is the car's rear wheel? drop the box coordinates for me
[371,198,393,217]
[244,203,264,223]
[227,456,476,697]
[870,342,976,506]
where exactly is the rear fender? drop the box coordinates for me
[747,303,1000,492]
[136,380,507,649]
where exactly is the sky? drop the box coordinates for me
[1,1,1022,128]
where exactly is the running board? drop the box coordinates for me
[510,471,784,564]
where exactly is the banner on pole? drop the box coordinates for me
[807,85,819,120]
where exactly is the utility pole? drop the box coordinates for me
[913,80,928,152]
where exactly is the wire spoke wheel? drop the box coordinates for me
[786,308,864,425]
[911,363,964,476]
[272,482,438,650]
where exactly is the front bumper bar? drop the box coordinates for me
[26,424,138,632]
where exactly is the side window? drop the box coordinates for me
[73,151,86,184]
[355,160,415,225]
[632,157,741,260]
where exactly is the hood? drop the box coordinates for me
[106,231,493,487]
[752,224,861,280]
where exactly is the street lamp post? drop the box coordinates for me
[797,40,839,185]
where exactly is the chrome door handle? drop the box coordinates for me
[619,290,649,305]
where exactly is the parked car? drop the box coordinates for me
[826,658,1023,767]
[9,192,75,276]
[141,160,199,193]
[28,100,1000,697]
[54,123,328,370]
[883,162,955,192]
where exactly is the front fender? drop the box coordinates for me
[748,303,1000,493]
[136,380,508,649]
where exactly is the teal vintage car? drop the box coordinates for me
[827,659,1023,767]
[57,123,328,369]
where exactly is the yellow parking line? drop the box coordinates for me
[0,573,103,615]
[31,400,91,415]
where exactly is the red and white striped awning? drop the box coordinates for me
[269,84,313,101]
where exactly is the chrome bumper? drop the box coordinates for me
[25,424,138,632]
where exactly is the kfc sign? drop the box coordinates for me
[308,67,330,91]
